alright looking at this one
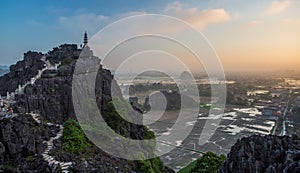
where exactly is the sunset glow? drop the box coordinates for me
[1,0,300,73]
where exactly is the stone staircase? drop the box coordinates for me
[4,56,71,172]
[42,124,73,173]
[8,56,61,99]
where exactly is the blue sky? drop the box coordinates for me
[0,0,163,64]
[0,1,158,64]
[1,0,300,72]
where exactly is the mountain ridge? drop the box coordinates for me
[0,44,174,173]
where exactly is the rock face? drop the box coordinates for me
[12,44,81,123]
[0,114,58,172]
[12,45,120,124]
[0,51,44,95]
[220,135,300,173]
[0,44,174,172]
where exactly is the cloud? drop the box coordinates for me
[58,11,146,34]
[164,2,231,30]
[26,19,42,27]
[164,2,231,29]
[248,20,263,27]
[281,19,300,26]
[47,7,69,15]
[58,2,230,35]
[267,0,291,15]
[58,13,109,34]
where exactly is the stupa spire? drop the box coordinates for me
[83,31,88,47]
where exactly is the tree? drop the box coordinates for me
[191,152,226,173]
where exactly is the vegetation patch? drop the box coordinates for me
[138,156,165,173]
[179,152,226,173]
[104,97,155,139]
[60,57,74,66]
[26,155,35,162]
[61,119,91,155]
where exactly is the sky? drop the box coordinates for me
[1,0,300,73]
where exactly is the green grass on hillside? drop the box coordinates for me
[178,160,197,173]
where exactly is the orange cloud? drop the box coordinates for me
[267,0,291,15]
[164,2,231,30]
[247,20,263,27]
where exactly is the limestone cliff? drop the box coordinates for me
[220,135,300,173]
[0,44,174,173]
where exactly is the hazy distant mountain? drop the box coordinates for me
[0,65,9,69]
[179,71,193,80]
[0,65,9,76]
[138,70,169,77]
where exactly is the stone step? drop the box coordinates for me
[61,166,69,170]
[61,162,72,166]
[54,161,60,165]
